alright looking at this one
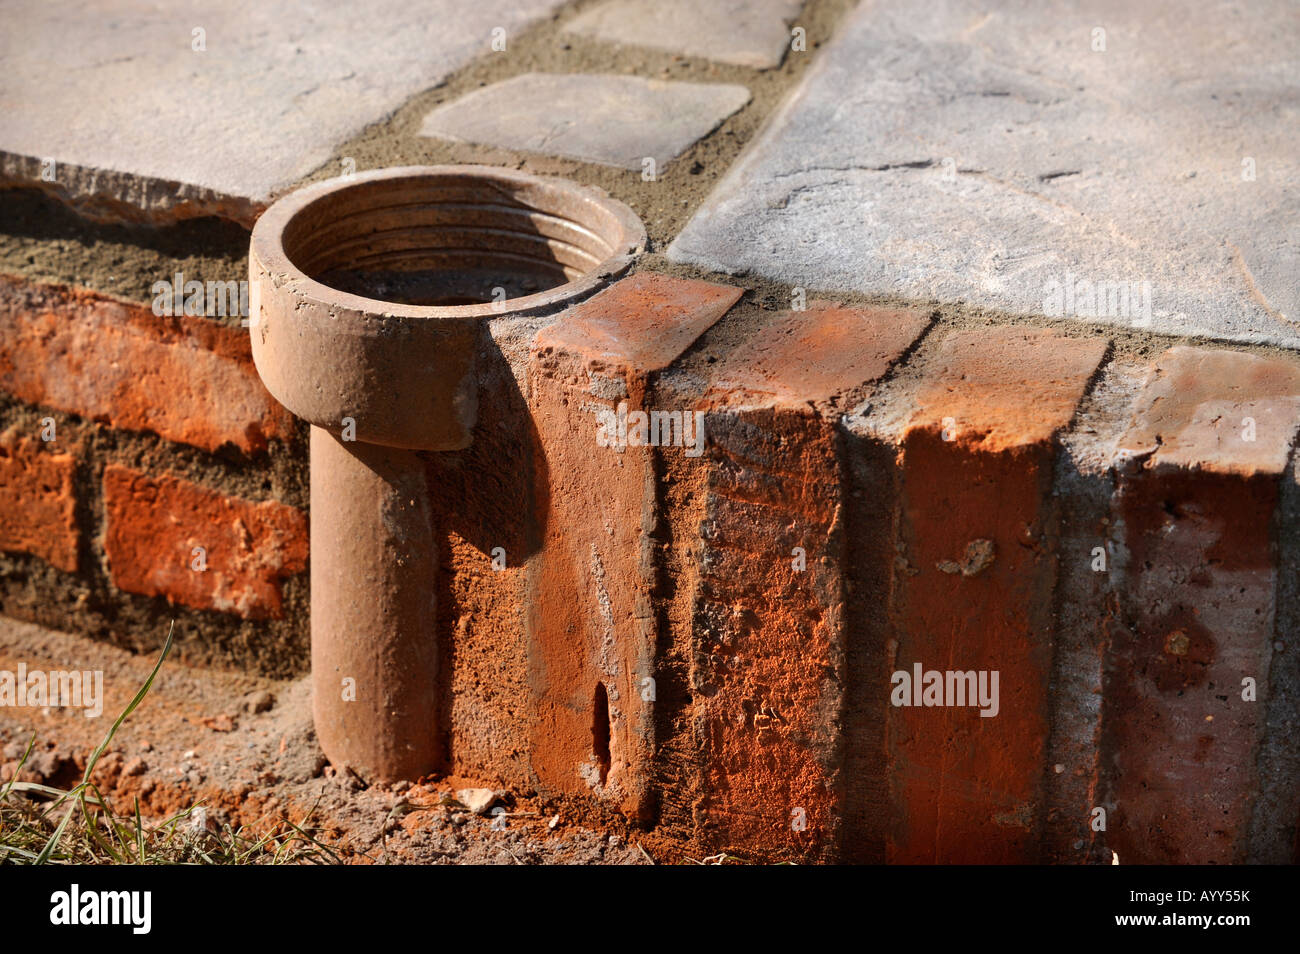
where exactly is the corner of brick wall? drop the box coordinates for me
[1101,346,1300,864]
[429,272,1300,864]
[6,262,1300,863]
[684,302,931,860]
[0,273,309,675]
[524,272,741,822]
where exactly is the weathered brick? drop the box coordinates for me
[535,271,741,385]
[526,272,741,819]
[705,301,929,408]
[692,410,843,854]
[692,303,930,857]
[1103,346,1300,863]
[1117,345,1300,476]
[887,327,1106,863]
[0,429,78,572]
[102,464,307,618]
[1038,360,1145,865]
[0,275,294,454]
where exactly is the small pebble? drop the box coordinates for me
[242,689,276,714]
[456,787,498,815]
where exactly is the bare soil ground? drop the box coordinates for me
[0,615,665,864]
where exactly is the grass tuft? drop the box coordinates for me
[0,622,340,865]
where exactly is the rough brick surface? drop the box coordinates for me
[1117,346,1300,476]
[888,328,1106,863]
[910,328,1107,451]
[705,302,931,409]
[103,465,307,619]
[0,430,78,572]
[1103,346,1300,863]
[526,273,741,818]
[692,409,843,853]
[1038,360,1145,865]
[0,276,294,454]
[691,303,930,856]
[1255,450,1300,862]
[534,272,741,381]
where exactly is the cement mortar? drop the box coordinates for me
[0,391,310,677]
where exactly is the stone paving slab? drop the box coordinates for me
[668,0,1300,347]
[0,0,567,223]
[419,73,749,171]
[563,0,803,69]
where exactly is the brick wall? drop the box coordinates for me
[445,273,1300,863]
[0,274,309,675]
[3,267,1298,862]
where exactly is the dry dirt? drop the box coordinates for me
[0,615,675,864]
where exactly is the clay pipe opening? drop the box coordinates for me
[248,165,645,782]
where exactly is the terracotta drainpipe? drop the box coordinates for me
[248,166,644,783]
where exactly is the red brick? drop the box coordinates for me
[690,303,929,857]
[706,302,931,409]
[534,271,741,384]
[888,327,1106,863]
[0,275,294,454]
[1104,346,1300,863]
[526,273,740,820]
[691,410,843,855]
[1117,346,1300,476]
[910,327,1106,450]
[0,429,78,572]
[102,464,307,618]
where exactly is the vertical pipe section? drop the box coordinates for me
[251,169,644,786]
[310,426,439,782]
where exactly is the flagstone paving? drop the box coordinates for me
[0,0,569,221]
[668,0,1300,346]
[419,73,750,171]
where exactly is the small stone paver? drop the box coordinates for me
[419,73,749,171]
[563,0,804,69]
[0,0,568,222]
[668,0,1300,347]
